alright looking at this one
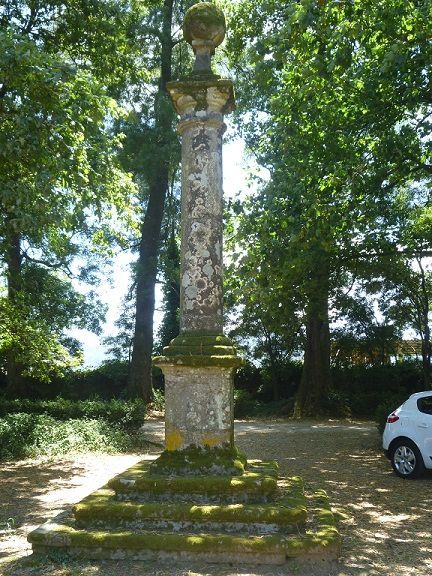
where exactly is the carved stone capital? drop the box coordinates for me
[167,79,235,118]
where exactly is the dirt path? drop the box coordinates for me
[1,419,431,576]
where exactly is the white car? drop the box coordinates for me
[383,391,432,479]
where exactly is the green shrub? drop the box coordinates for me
[253,398,294,417]
[332,361,422,417]
[320,390,352,418]
[234,363,263,394]
[234,390,258,418]
[0,397,146,429]
[152,388,165,411]
[55,359,130,399]
[0,412,149,461]
[375,394,408,435]
[0,413,39,459]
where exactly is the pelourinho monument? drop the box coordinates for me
[152,1,242,470]
[28,3,340,565]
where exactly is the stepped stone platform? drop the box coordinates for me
[28,455,340,565]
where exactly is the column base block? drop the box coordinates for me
[154,341,241,451]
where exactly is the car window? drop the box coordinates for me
[417,396,432,415]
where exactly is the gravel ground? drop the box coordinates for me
[1,418,431,576]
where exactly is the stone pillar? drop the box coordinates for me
[153,3,241,458]
[174,83,231,335]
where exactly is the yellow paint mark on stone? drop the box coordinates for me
[202,434,222,448]
[166,429,184,451]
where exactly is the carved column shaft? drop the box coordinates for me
[179,111,225,334]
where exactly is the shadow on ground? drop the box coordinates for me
[1,420,431,576]
[235,421,432,576]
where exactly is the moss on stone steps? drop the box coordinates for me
[73,485,307,528]
[162,333,237,356]
[108,458,278,500]
[28,455,341,564]
[153,333,244,368]
[149,444,247,476]
[28,489,340,561]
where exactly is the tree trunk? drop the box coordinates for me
[128,165,170,400]
[417,259,431,388]
[157,228,180,351]
[264,332,280,402]
[5,224,26,396]
[128,0,174,401]
[294,258,331,417]
[421,306,431,388]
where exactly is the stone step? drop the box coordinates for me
[108,459,280,504]
[72,481,307,534]
[29,490,340,565]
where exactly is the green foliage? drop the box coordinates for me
[0,266,108,382]
[318,390,351,419]
[233,389,258,418]
[151,388,165,412]
[233,360,422,419]
[0,27,134,237]
[0,413,142,461]
[0,413,38,460]
[58,360,130,400]
[224,0,432,413]
[375,394,409,436]
[234,389,294,419]
[234,360,301,403]
[0,397,146,430]
[235,363,264,394]
[0,2,139,389]
[332,361,423,418]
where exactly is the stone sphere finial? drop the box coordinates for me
[183,2,226,48]
[184,3,226,73]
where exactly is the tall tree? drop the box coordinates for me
[155,228,180,353]
[0,2,138,393]
[126,0,197,401]
[225,0,432,414]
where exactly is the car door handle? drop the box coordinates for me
[418,423,429,428]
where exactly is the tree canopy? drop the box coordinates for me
[2,0,432,412]
[225,0,432,413]
[0,0,137,391]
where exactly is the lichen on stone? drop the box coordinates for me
[167,79,235,115]
[183,2,226,47]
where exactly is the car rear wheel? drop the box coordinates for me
[390,439,425,479]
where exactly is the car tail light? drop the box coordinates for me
[387,412,400,423]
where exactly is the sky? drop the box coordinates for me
[70,132,259,366]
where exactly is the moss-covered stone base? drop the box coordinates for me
[108,458,278,503]
[28,457,341,564]
[153,333,243,369]
[149,444,247,476]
